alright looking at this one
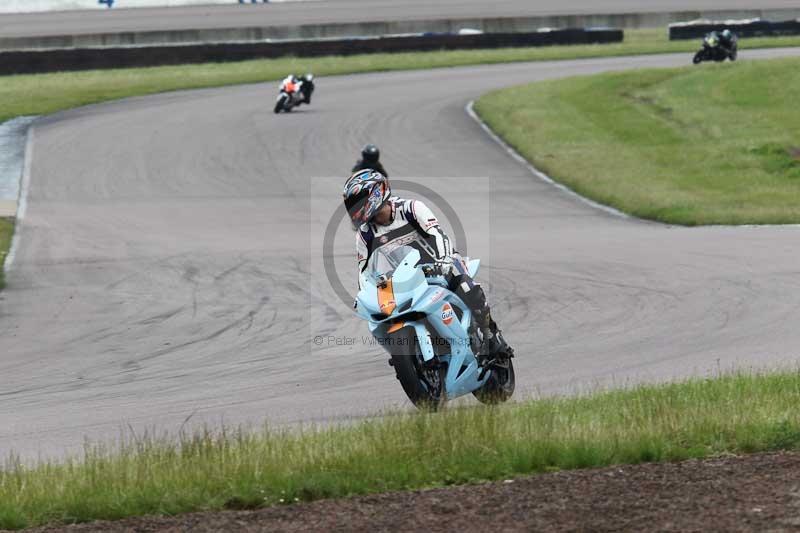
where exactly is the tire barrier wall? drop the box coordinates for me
[4,9,800,52]
[0,28,623,75]
[669,19,800,40]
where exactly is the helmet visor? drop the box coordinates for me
[345,184,385,224]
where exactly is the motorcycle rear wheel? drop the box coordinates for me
[472,358,515,405]
[389,328,446,410]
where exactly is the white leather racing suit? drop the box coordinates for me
[356,196,453,274]
[355,197,512,359]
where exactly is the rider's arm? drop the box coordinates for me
[356,229,369,282]
[351,231,369,308]
[411,200,453,260]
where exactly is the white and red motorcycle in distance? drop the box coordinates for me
[274,74,315,114]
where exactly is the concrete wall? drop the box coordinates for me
[2,8,799,52]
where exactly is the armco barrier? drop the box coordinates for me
[0,28,622,75]
[669,19,800,40]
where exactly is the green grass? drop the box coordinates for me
[0,218,12,289]
[474,56,800,225]
[2,30,800,123]
[3,371,800,529]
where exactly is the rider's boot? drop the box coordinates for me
[483,326,514,360]
[459,283,514,363]
[474,308,514,364]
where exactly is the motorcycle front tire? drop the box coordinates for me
[693,51,704,64]
[389,328,446,410]
[274,94,287,114]
[472,358,515,405]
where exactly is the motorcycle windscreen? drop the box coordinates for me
[365,235,438,282]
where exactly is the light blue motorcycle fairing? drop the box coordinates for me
[356,249,489,400]
[467,258,480,278]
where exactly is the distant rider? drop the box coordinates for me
[706,29,735,56]
[298,73,315,104]
[718,29,736,54]
[352,144,389,177]
[343,169,514,362]
[282,74,314,104]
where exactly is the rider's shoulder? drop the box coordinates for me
[392,197,435,220]
[388,195,407,208]
[390,196,415,214]
[409,199,435,216]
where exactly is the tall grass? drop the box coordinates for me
[3,371,800,529]
[475,56,800,225]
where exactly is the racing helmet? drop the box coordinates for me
[361,144,381,165]
[343,169,390,225]
[721,29,732,40]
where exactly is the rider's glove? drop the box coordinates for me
[437,257,455,277]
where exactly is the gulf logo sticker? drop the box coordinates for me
[441,303,455,325]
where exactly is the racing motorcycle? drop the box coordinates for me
[355,235,515,409]
[693,32,738,64]
[274,74,315,114]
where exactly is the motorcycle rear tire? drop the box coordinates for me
[472,358,515,405]
[389,328,446,410]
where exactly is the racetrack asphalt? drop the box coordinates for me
[1,0,799,38]
[2,48,800,460]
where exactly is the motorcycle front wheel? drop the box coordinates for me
[389,328,446,410]
[274,94,287,114]
[472,358,515,405]
[693,51,704,64]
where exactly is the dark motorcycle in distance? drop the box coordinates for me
[693,31,738,64]
[274,74,315,114]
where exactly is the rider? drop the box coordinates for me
[281,73,314,104]
[718,29,736,54]
[352,144,389,177]
[298,73,314,104]
[343,169,513,362]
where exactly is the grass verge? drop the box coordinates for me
[3,371,800,529]
[2,30,800,123]
[0,218,12,290]
[474,56,800,225]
